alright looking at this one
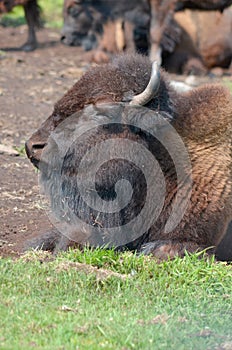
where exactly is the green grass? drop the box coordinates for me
[0,249,231,350]
[0,0,63,28]
[223,79,232,92]
[14,144,26,156]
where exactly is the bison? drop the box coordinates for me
[25,54,232,260]
[161,7,232,75]
[61,0,150,62]
[175,0,232,11]
[61,0,232,71]
[148,0,232,63]
[0,0,41,51]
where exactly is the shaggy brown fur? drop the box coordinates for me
[0,0,41,51]
[25,54,232,260]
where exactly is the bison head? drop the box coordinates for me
[25,56,179,248]
[26,55,169,168]
[61,0,103,50]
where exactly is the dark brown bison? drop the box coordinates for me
[0,0,41,51]
[25,53,232,260]
[175,0,232,11]
[61,0,150,62]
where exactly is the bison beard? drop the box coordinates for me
[25,54,232,260]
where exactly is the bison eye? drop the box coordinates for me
[102,123,124,134]
[68,5,82,17]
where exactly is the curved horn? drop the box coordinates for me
[129,61,160,106]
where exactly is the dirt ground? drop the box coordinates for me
[0,25,231,258]
[0,25,91,257]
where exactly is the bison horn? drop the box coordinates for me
[129,61,160,106]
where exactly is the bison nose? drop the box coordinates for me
[25,139,47,168]
[61,33,76,46]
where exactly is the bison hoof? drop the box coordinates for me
[21,41,37,52]
[140,240,211,260]
[90,49,110,64]
[23,229,80,254]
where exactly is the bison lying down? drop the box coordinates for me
[0,0,40,51]
[149,1,232,71]
[162,7,232,75]
[25,54,232,260]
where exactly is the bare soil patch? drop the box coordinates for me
[0,26,89,257]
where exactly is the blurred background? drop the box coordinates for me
[0,0,63,28]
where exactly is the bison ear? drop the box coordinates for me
[129,61,161,106]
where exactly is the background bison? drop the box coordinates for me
[162,7,232,74]
[0,0,41,51]
[61,0,232,73]
[25,53,232,260]
[61,0,150,62]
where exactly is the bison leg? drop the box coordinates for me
[24,229,79,254]
[123,21,136,53]
[89,19,126,63]
[23,229,61,252]
[21,0,40,51]
[140,240,214,260]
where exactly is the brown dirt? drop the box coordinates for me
[0,25,90,257]
[0,25,231,258]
